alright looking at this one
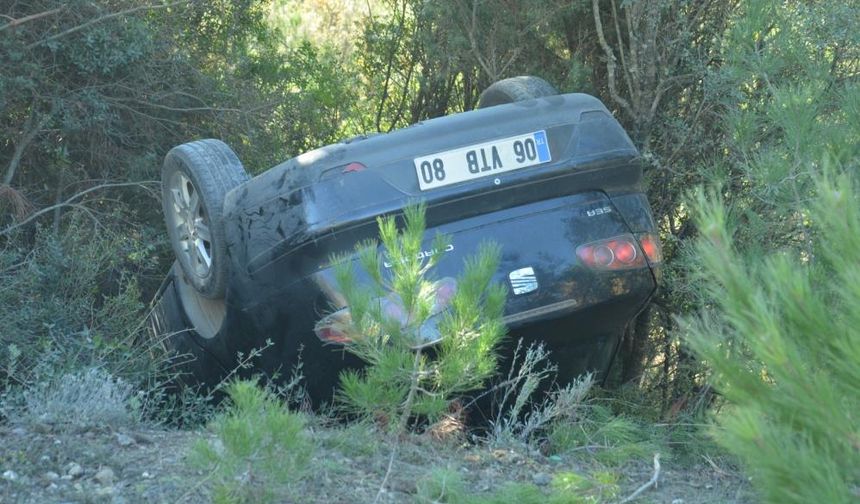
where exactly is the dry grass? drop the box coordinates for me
[0,184,34,221]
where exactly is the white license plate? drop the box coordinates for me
[413,130,551,191]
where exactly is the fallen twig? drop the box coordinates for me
[373,446,398,504]
[618,453,661,504]
[702,453,731,477]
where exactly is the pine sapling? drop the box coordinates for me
[329,204,506,433]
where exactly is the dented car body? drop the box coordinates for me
[150,89,661,403]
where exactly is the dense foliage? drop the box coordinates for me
[681,1,859,501]
[0,0,349,390]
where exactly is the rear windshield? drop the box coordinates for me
[575,111,636,160]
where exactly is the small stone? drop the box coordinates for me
[39,455,50,463]
[11,427,27,436]
[672,499,685,504]
[532,472,552,486]
[115,433,135,447]
[705,484,714,490]
[94,467,115,486]
[74,482,83,492]
[66,463,83,479]
[491,449,508,460]
[44,471,60,481]
[2,470,18,481]
[141,471,154,479]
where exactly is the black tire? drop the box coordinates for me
[148,263,227,389]
[477,76,559,109]
[162,139,249,299]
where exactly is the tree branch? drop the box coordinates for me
[610,0,636,105]
[374,0,408,132]
[467,0,495,81]
[0,6,65,33]
[26,1,189,50]
[592,0,634,117]
[0,181,158,236]
[3,105,53,186]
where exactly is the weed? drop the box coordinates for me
[416,467,467,503]
[548,404,661,466]
[415,467,621,504]
[319,420,383,458]
[488,340,594,445]
[189,379,312,504]
[1,367,135,431]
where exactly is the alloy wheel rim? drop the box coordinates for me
[168,171,213,279]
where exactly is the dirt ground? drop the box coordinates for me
[0,422,755,504]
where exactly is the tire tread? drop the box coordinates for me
[477,76,559,109]
[161,139,249,298]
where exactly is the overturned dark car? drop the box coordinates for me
[149,77,661,404]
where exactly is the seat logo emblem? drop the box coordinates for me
[509,267,538,295]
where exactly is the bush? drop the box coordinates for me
[679,1,860,501]
[488,340,594,445]
[190,379,313,504]
[332,204,506,432]
[1,367,135,431]
[683,172,860,503]
[0,224,163,390]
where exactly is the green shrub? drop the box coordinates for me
[1,367,135,431]
[547,404,660,466]
[332,204,506,432]
[0,223,162,392]
[683,172,860,503]
[679,0,859,501]
[190,379,312,504]
[415,469,618,504]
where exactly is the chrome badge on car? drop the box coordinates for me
[509,266,539,295]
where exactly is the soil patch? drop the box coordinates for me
[0,424,755,503]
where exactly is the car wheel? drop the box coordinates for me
[148,263,227,388]
[162,139,249,299]
[477,76,559,109]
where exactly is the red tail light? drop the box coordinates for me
[315,326,351,344]
[637,233,663,263]
[576,234,662,271]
